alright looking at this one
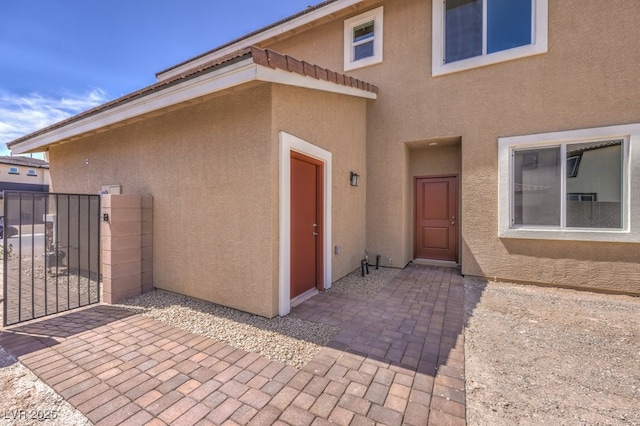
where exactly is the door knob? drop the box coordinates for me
[313,232,318,236]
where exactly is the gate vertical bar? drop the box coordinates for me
[97,195,101,302]
[44,194,48,315]
[31,193,35,319]
[55,194,59,311]
[76,195,81,307]
[3,193,7,327]
[87,195,91,304]
[18,193,22,322]
[66,195,70,308]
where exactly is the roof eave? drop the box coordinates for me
[9,57,376,155]
[9,57,258,155]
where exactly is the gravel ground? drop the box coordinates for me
[115,291,339,369]
[114,267,398,368]
[0,346,90,426]
[465,279,640,425]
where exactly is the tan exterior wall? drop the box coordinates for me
[407,140,462,263]
[271,84,368,287]
[48,81,370,316]
[267,0,640,294]
[49,84,282,316]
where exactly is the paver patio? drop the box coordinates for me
[0,264,465,425]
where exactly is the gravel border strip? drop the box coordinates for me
[116,267,400,368]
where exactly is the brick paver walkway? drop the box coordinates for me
[0,264,465,425]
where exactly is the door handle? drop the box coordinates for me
[313,232,318,236]
[451,221,455,226]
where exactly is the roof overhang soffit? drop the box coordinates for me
[10,59,376,155]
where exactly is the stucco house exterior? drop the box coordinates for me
[7,0,640,317]
[0,156,50,223]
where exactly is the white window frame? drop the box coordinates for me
[498,123,640,242]
[432,0,548,76]
[344,6,383,72]
[8,167,19,175]
[27,169,37,176]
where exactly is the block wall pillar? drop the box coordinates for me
[101,194,153,304]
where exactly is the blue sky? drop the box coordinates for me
[0,0,317,156]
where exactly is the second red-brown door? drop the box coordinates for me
[415,176,458,262]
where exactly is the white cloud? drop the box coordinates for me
[0,88,109,152]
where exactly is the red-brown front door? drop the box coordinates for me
[290,152,324,299]
[415,176,458,262]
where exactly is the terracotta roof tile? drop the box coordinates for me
[8,47,377,149]
[266,49,288,69]
[285,55,304,75]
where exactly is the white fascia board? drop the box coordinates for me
[157,0,365,81]
[256,66,376,99]
[11,59,375,155]
[11,59,257,154]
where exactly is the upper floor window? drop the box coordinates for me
[27,169,37,176]
[432,0,548,76]
[8,167,19,174]
[344,7,383,71]
[498,123,640,243]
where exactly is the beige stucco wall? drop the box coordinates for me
[49,84,282,316]
[271,84,368,289]
[48,81,369,316]
[266,0,640,294]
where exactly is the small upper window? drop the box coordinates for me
[27,169,37,176]
[432,0,548,76]
[8,167,19,175]
[344,7,383,71]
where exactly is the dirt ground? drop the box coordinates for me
[464,279,640,425]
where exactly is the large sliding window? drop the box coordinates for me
[498,124,640,242]
[512,140,623,229]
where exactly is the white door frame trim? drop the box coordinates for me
[279,131,332,316]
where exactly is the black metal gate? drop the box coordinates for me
[2,192,101,326]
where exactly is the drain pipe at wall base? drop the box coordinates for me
[360,253,382,277]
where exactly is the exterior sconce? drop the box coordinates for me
[350,172,360,186]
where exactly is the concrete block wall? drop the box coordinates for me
[101,194,153,304]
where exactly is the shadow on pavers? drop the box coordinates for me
[0,304,137,359]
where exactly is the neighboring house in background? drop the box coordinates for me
[6,0,640,317]
[0,156,50,220]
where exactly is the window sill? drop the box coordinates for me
[344,56,383,72]
[432,43,547,77]
[499,227,638,243]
